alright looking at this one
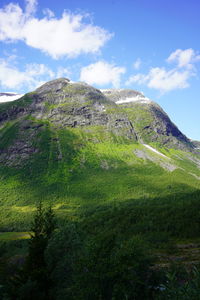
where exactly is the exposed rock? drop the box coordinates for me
[134,148,177,172]
[100,160,109,170]
[101,88,194,151]
[0,119,41,166]
[35,77,70,94]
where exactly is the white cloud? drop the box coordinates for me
[0,1,112,59]
[80,61,126,88]
[167,48,200,68]
[0,3,24,41]
[148,68,191,91]
[127,67,193,93]
[0,59,55,91]
[133,58,141,70]
[126,49,199,93]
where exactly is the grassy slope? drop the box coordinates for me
[0,119,200,236]
[0,232,30,241]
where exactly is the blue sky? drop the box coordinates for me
[0,0,200,140]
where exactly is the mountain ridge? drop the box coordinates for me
[0,78,197,152]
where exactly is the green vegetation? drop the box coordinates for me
[1,202,56,300]
[2,204,200,299]
[0,121,19,150]
[1,80,200,298]
[155,266,200,299]
[0,124,200,231]
[122,103,155,142]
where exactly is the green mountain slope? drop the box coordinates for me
[0,78,200,231]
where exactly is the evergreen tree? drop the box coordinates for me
[7,201,56,300]
[25,201,56,299]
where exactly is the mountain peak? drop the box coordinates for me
[35,78,71,94]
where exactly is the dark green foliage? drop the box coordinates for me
[46,223,83,299]
[2,209,200,299]
[156,265,200,299]
[46,223,160,300]
[4,202,56,300]
[26,202,51,274]
[78,234,156,300]
[78,191,200,243]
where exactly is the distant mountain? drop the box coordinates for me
[0,92,24,103]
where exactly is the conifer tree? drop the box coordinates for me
[7,201,56,300]
[25,201,56,299]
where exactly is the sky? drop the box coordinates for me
[0,0,200,140]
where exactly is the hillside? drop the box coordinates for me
[0,78,200,230]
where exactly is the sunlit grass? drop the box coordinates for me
[0,232,30,241]
[0,124,200,232]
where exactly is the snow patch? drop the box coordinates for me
[100,89,124,92]
[116,95,151,104]
[0,93,24,103]
[143,144,169,159]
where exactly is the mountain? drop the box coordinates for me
[0,78,200,230]
[0,78,196,151]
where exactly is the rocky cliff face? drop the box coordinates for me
[0,78,197,167]
[0,79,137,138]
[101,88,194,151]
